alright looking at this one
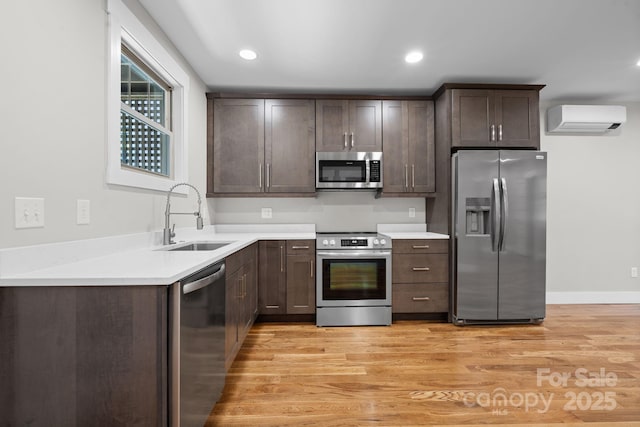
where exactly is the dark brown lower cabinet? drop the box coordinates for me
[0,285,168,427]
[225,243,258,370]
[258,240,316,317]
[392,239,450,317]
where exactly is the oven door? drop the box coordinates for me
[316,250,392,307]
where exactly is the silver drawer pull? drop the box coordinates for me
[412,267,431,271]
[291,245,310,249]
[265,305,280,309]
[412,245,430,249]
[412,297,431,301]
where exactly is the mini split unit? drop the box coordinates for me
[547,105,627,133]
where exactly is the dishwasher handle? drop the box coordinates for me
[182,263,225,294]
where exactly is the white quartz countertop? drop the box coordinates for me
[382,231,450,240]
[0,225,315,287]
[0,223,448,287]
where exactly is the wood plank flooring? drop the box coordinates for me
[207,304,640,426]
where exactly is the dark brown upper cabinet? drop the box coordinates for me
[447,86,543,149]
[208,96,315,196]
[381,100,435,195]
[316,100,382,152]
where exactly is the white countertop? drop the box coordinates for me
[0,223,447,287]
[0,225,315,287]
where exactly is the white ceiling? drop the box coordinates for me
[139,0,640,102]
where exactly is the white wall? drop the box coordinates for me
[542,101,640,295]
[0,0,209,249]
[211,193,426,232]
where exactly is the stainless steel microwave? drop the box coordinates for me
[316,152,383,189]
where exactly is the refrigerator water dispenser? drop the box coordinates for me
[465,197,490,235]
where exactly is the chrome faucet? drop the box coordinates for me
[163,183,204,245]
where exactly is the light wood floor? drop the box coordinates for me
[207,305,640,426]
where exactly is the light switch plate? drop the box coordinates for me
[77,199,90,225]
[15,197,45,229]
[261,207,272,219]
[409,207,416,218]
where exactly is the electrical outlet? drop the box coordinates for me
[632,267,638,278]
[261,207,272,219]
[409,207,416,218]
[77,199,90,225]
[15,197,45,229]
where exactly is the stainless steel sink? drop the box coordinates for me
[165,242,231,251]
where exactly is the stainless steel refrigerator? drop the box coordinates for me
[451,150,546,325]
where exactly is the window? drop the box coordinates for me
[107,0,190,193]
[120,45,172,176]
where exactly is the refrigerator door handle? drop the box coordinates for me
[491,178,501,252]
[499,177,509,251]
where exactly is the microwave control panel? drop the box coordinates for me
[369,160,381,182]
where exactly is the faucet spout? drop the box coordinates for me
[163,183,204,245]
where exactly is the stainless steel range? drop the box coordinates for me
[316,232,392,326]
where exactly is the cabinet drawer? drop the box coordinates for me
[392,253,448,283]
[392,283,449,313]
[392,239,448,254]
[286,240,315,255]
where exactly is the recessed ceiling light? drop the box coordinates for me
[239,49,257,60]
[405,51,423,64]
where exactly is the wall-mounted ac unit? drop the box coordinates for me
[547,105,626,133]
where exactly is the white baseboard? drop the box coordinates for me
[547,292,640,304]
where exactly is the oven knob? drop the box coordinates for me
[373,238,379,245]
[329,239,336,246]
[322,239,329,246]
[380,238,387,246]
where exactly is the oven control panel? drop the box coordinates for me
[316,233,391,250]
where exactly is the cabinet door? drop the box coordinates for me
[451,89,495,147]
[242,244,258,336]
[286,254,315,314]
[382,101,409,193]
[316,100,349,151]
[224,267,241,370]
[349,100,382,151]
[408,101,435,193]
[494,90,540,148]
[265,99,316,193]
[286,240,316,314]
[213,99,265,193]
[258,241,287,314]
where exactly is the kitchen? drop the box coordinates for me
[1,0,640,426]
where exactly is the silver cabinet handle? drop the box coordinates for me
[266,163,271,188]
[280,245,285,272]
[350,132,354,148]
[412,267,431,271]
[411,164,415,188]
[266,305,280,309]
[490,124,496,141]
[258,163,262,189]
[310,260,314,278]
[343,133,348,149]
[412,245,430,249]
[412,296,431,301]
[291,245,310,250]
[404,164,409,189]
[498,124,503,141]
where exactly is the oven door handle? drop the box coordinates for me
[316,250,391,258]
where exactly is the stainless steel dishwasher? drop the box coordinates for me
[171,260,226,427]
